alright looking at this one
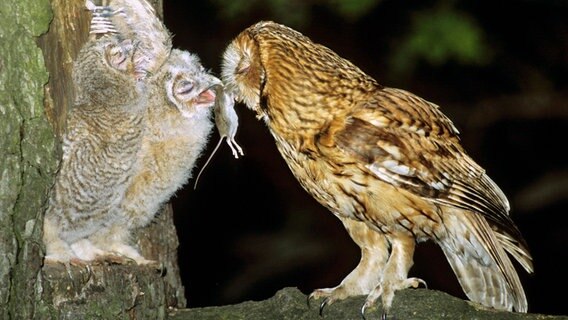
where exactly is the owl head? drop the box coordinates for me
[156,49,219,119]
[221,23,266,114]
[221,21,323,122]
[73,35,145,107]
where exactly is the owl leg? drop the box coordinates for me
[43,215,80,264]
[362,234,426,318]
[90,224,155,265]
[69,238,106,261]
[308,218,389,314]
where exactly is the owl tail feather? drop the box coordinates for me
[438,210,531,313]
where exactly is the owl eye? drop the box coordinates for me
[105,44,128,71]
[175,80,194,95]
[237,66,249,75]
[236,59,250,75]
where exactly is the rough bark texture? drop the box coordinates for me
[1,0,185,319]
[0,0,58,319]
[170,287,568,320]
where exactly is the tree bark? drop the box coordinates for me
[0,0,185,319]
[0,0,57,318]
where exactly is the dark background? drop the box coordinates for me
[163,0,567,316]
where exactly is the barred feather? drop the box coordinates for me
[221,20,533,315]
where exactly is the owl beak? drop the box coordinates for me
[194,88,216,107]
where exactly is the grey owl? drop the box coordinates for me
[43,34,148,263]
[55,0,222,264]
[64,48,218,264]
[87,0,172,76]
[89,0,239,253]
[99,49,217,257]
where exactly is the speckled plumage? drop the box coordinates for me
[44,0,218,264]
[88,0,172,76]
[116,49,216,234]
[43,34,148,263]
[221,21,533,316]
[83,49,217,264]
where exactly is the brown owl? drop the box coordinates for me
[220,21,533,317]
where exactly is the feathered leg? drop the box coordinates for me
[309,217,389,313]
[362,234,426,318]
[88,224,155,265]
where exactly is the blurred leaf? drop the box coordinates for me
[211,0,380,26]
[390,5,492,77]
[327,0,382,20]
[211,0,310,27]
[211,0,257,18]
[268,0,310,27]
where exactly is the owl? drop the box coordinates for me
[89,49,217,262]
[87,0,172,76]
[43,33,148,263]
[60,0,223,264]
[220,21,533,317]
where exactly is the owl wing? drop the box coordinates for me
[317,87,526,245]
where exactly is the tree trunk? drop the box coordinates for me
[0,0,186,319]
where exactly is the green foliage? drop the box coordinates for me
[211,0,490,76]
[211,0,256,20]
[328,0,382,21]
[390,5,492,77]
[211,0,381,27]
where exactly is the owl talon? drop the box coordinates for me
[319,297,330,316]
[361,276,426,319]
[155,262,166,275]
[361,304,388,320]
[308,288,351,317]
[416,278,427,289]
[361,295,379,318]
[360,304,367,320]
[306,292,320,309]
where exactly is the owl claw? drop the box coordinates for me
[362,277,426,319]
[416,278,427,289]
[319,297,330,316]
[361,303,389,320]
[156,262,166,275]
[361,296,379,319]
[306,291,321,308]
[306,291,332,316]
[361,304,388,320]
[360,304,367,320]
